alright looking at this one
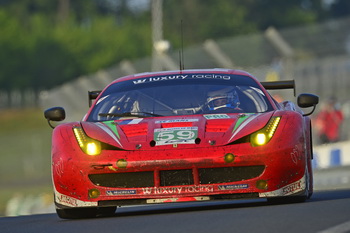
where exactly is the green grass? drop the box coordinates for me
[0,108,53,216]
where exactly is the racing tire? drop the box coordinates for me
[266,186,308,204]
[267,195,307,205]
[56,206,117,219]
[307,127,314,200]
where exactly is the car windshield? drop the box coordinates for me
[87,73,273,122]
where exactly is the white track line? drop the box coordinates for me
[318,220,350,233]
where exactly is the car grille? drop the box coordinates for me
[88,165,265,188]
[198,166,265,184]
[88,171,154,188]
[160,169,194,186]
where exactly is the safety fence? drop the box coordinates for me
[313,140,350,169]
[0,89,39,109]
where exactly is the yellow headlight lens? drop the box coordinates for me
[254,133,267,146]
[73,127,102,156]
[266,116,280,138]
[73,127,87,148]
[251,117,281,147]
[86,141,102,156]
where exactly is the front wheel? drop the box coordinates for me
[267,194,307,205]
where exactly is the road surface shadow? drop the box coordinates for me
[110,188,350,218]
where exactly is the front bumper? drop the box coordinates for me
[53,142,307,208]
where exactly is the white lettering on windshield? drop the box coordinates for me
[191,74,231,80]
[132,74,231,84]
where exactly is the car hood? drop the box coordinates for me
[81,112,274,150]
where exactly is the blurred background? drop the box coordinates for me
[1,0,350,216]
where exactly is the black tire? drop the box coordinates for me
[56,206,116,219]
[307,126,314,200]
[267,195,307,205]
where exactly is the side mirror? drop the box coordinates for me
[44,107,66,128]
[297,93,319,116]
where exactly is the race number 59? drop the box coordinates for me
[154,127,198,145]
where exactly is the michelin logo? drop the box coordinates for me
[218,184,249,190]
[106,190,136,195]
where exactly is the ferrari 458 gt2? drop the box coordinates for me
[44,69,319,219]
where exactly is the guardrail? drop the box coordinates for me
[313,140,350,169]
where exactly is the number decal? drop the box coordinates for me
[156,132,175,141]
[177,130,195,140]
[154,127,198,145]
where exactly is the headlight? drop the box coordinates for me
[250,116,281,147]
[73,126,102,156]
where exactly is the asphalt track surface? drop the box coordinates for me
[0,187,349,233]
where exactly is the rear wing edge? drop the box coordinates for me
[88,90,102,107]
[261,80,295,96]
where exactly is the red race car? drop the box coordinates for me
[44,69,319,219]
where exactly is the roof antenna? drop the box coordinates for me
[179,20,184,71]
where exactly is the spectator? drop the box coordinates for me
[314,97,344,144]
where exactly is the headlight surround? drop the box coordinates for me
[73,126,102,156]
[250,116,281,147]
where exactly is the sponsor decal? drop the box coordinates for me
[106,190,136,196]
[133,75,188,84]
[258,175,306,197]
[54,158,64,177]
[133,74,231,85]
[218,184,249,190]
[192,74,231,80]
[204,114,230,120]
[282,180,302,195]
[290,145,302,164]
[146,196,210,204]
[54,188,98,207]
[141,185,214,195]
[155,119,198,124]
[56,194,78,207]
[154,127,198,145]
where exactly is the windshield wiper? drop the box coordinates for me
[99,112,163,118]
